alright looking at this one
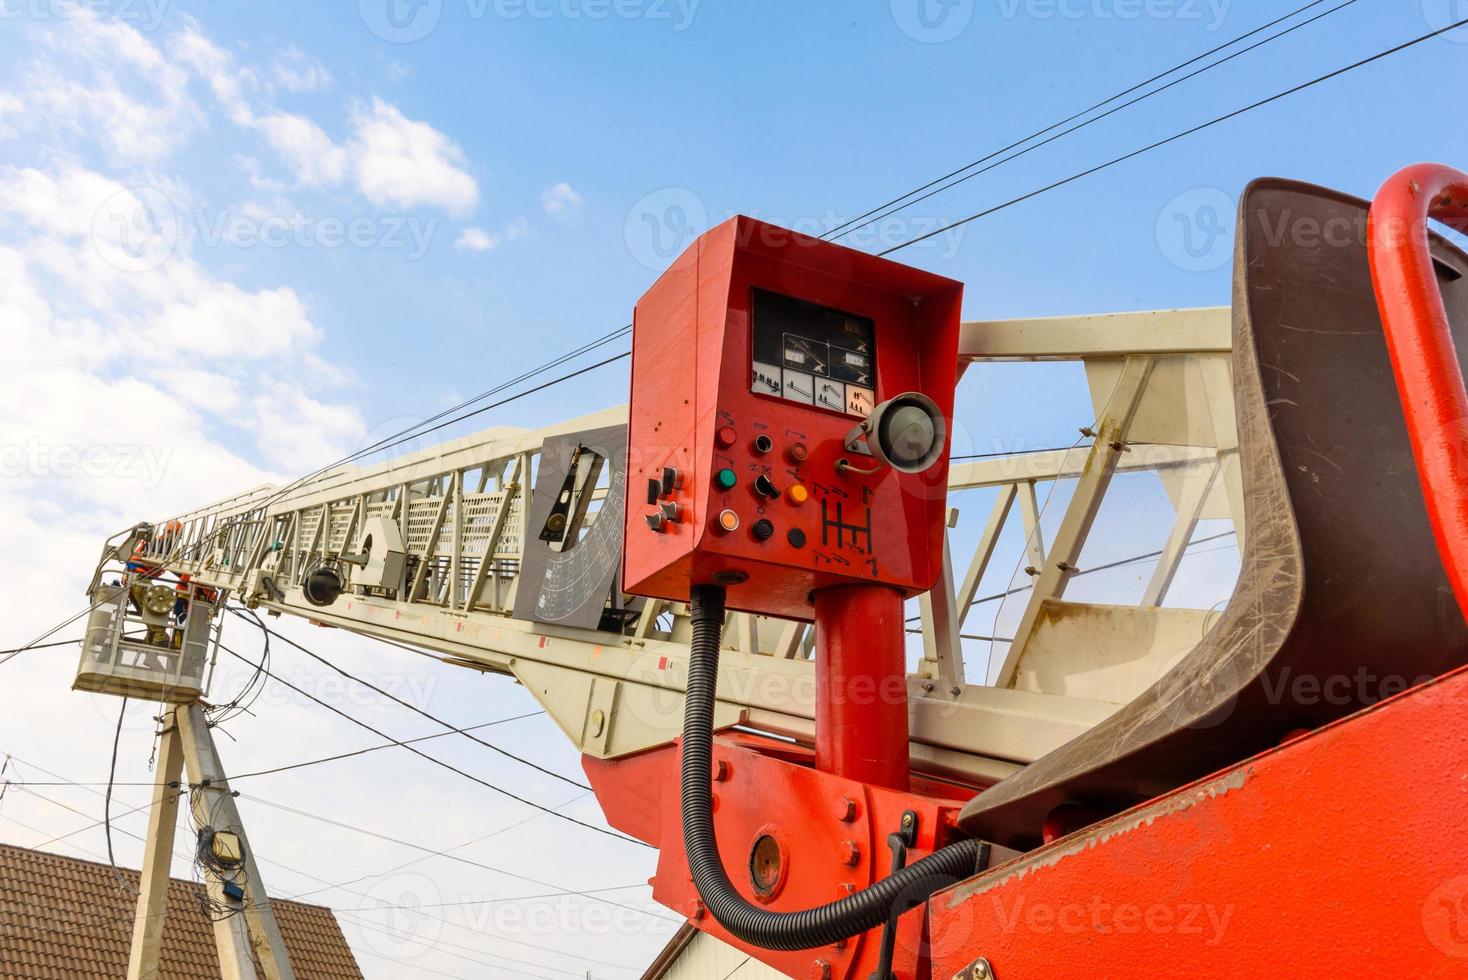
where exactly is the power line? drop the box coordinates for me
[237,791,676,924]
[9,778,621,979]
[230,609,588,791]
[884,16,1468,256]
[832,0,1360,242]
[216,641,649,848]
[821,0,1343,241]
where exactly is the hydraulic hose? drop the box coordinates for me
[682,584,985,951]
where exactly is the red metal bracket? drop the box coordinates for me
[1368,162,1468,620]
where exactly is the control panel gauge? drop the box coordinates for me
[750,289,877,418]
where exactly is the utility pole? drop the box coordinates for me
[126,703,297,980]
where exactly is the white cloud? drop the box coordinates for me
[454,227,496,252]
[254,111,348,187]
[271,48,332,93]
[0,92,23,138]
[348,98,479,216]
[453,217,528,253]
[18,10,198,165]
[541,181,582,218]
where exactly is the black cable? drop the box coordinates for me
[216,641,648,847]
[822,0,1340,241]
[681,586,983,950]
[103,697,134,897]
[230,609,589,790]
[834,0,1359,242]
[229,711,543,780]
[884,16,1468,256]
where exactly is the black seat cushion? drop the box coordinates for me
[958,178,1468,849]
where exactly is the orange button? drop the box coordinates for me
[715,509,741,533]
[785,484,809,506]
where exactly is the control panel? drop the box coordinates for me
[622,217,962,620]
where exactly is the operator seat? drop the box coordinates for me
[959,178,1468,850]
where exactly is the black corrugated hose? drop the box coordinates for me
[682,584,985,951]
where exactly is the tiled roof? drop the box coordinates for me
[0,842,363,979]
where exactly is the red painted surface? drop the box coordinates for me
[929,663,1468,979]
[1368,162,1468,620]
[814,584,909,789]
[621,217,963,620]
[585,735,976,980]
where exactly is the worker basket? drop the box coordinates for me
[73,572,217,703]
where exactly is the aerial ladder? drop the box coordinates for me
[77,165,1468,979]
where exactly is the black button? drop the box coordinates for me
[787,528,806,548]
[753,434,774,455]
[752,519,775,542]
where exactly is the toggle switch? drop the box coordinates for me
[645,513,665,533]
[646,478,660,506]
[660,466,682,497]
[753,473,780,499]
[660,501,682,524]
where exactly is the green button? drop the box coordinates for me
[715,468,738,491]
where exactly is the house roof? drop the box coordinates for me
[0,841,363,979]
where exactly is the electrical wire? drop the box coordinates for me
[820,0,1344,241]
[103,697,135,898]
[883,16,1468,256]
[832,0,1361,243]
[216,640,648,847]
[230,608,589,790]
[237,792,677,924]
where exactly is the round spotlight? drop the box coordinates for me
[303,566,344,607]
[868,392,947,473]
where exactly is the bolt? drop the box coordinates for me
[840,840,861,866]
[810,960,832,980]
[950,685,962,697]
[975,961,990,979]
[714,760,731,782]
[589,709,605,737]
[692,900,705,920]
[920,680,934,692]
[836,797,858,823]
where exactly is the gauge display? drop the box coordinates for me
[749,289,876,418]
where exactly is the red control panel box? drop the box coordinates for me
[622,217,962,620]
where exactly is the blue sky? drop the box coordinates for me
[1,2,1465,977]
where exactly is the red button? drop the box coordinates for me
[716,426,738,448]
